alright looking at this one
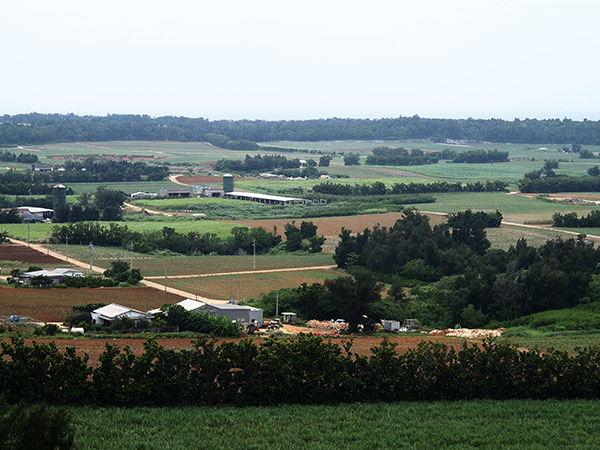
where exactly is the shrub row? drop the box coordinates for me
[2,336,600,406]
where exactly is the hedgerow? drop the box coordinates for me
[1,336,600,406]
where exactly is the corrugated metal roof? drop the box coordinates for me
[93,303,147,318]
[225,191,302,202]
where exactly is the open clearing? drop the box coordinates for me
[0,286,183,322]
[155,268,341,301]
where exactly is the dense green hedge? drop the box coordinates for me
[2,336,600,406]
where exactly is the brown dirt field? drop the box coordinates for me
[175,176,255,185]
[9,335,477,365]
[0,243,65,264]
[0,286,183,322]
[226,212,448,237]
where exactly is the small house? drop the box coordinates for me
[281,312,297,323]
[91,303,153,326]
[31,164,52,173]
[19,268,83,285]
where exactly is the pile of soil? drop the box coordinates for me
[429,328,507,339]
[306,320,348,332]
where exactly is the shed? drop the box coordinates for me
[159,187,191,198]
[381,320,401,332]
[200,303,263,326]
[281,312,297,323]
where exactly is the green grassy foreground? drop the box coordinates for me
[70,400,600,449]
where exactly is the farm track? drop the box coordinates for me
[144,264,338,280]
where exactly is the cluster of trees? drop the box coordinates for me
[0,171,64,195]
[215,154,305,173]
[3,113,600,145]
[579,149,598,159]
[51,222,282,256]
[449,149,509,163]
[312,180,508,196]
[0,194,53,209]
[343,153,360,165]
[4,336,600,407]
[328,210,600,328]
[54,187,127,222]
[283,221,325,253]
[0,209,21,224]
[552,210,600,228]
[0,149,38,163]
[53,159,169,183]
[365,147,440,166]
[204,133,259,150]
[523,160,560,180]
[158,305,241,336]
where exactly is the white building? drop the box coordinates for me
[91,303,153,326]
[19,268,83,285]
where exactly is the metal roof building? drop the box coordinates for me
[224,191,305,205]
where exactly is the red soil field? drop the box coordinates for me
[227,212,448,237]
[0,286,184,322]
[10,335,477,365]
[175,176,255,184]
[0,243,64,264]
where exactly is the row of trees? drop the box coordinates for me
[204,133,259,150]
[51,222,283,255]
[552,210,600,228]
[312,180,508,196]
[215,154,307,173]
[2,113,600,145]
[365,147,440,166]
[0,149,37,163]
[4,336,600,406]
[450,149,509,163]
[518,175,600,193]
[54,187,128,222]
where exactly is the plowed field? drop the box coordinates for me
[227,212,447,237]
[0,243,64,264]
[11,335,475,365]
[0,286,183,322]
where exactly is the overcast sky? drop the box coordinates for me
[1,0,598,120]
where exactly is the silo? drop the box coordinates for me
[223,174,234,193]
[53,184,67,212]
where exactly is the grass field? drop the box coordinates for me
[132,253,335,277]
[67,180,180,195]
[2,220,240,243]
[68,400,600,449]
[155,269,340,301]
[405,192,596,223]
[500,330,600,353]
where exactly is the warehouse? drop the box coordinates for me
[224,191,305,206]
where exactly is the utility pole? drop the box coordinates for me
[258,277,261,297]
[276,289,280,318]
[129,243,134,271]
[197,273,201,301]
[252,238,256,270]
[164,264,167,292]
[27,222,30,247]
[65,235,69,263]
[236,279,240,303]
[46,232,49,255]
[88,242,94,274]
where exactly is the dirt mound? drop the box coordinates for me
[0,243,64,264]
[306,320,348,333]
[429,328,507,339]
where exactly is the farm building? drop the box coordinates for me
[91,303,153,326]
[15,206,54,222]
[282,312,297,323]
[19,268,83,285]
[193,185,225,198]
[159,187,191,198]
[130,191,157,199]
[224,191,305,206]
[200,303,263,326]
[31,164,52,173]
[148,299,206,315]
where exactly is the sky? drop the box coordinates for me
[1,0,599,120]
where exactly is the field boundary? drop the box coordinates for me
[144,264,337,280]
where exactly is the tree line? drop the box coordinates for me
[312,180,508,196]
[215,154,306,173]
[365,147,440,166]
[3,336,600,406]
[552,210,600,228]
[2,113,600,145]
[0,149,38,163]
